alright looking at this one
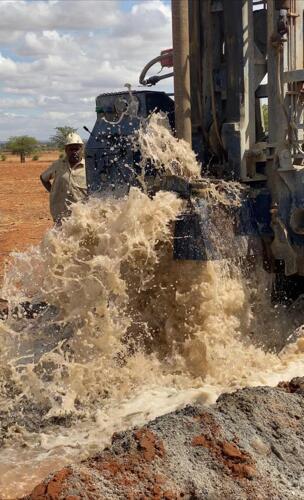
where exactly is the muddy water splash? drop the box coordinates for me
[1,115,304,497]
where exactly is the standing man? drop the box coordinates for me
[40,133,87,223]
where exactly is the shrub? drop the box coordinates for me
[1,154,6,161]
[32,154,40,161]
[59,152,65,159]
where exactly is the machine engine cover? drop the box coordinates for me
[85,90,174,196]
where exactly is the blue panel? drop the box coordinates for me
[236,190,272,237]
[85,91,174,196]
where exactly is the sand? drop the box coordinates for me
[0,152,54,284]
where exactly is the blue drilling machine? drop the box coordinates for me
[85,0,304,302]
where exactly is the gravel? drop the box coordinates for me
[23,377,304,500]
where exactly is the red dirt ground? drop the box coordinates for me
[0,152,56,286]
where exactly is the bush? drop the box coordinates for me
[1,154,6,161]
[59,152,65,159]
[32,154,40,161]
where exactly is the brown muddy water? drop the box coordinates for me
[0,115,303,498]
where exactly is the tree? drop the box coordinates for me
[50,126,78,150]
[6,136,39,163]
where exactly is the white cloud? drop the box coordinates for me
[0,96,35,108]
[3,111,27,118]
[45,110,92,120]
[0,30,23,44]
[19,30,77,56]
[37,95,62,105]
[0,0,172,140]
[0,1,121,30]
[132,0,170,16]
[80,97,95,104]
[0,53,18,76]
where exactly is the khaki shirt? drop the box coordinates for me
[41,157,87,222]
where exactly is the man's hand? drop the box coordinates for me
[40,175,52,193]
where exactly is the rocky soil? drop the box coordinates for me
[22,377,304,500]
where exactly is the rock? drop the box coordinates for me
[278,377,304,395]
[222,441,245,459]
[250,437,271,456]
[28,483,46,499]
[0,298,8,320]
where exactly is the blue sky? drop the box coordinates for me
[0,0,172,141]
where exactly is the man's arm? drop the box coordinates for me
[40,164,55,192]
[40,175,52,192]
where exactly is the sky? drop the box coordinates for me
[0,0,172,141]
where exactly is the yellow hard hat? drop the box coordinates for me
[65,132,84,146]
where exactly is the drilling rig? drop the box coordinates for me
[85,0,304,302]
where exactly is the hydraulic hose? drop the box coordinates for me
[139,55,174,86]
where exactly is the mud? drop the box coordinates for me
[22,377,304,500]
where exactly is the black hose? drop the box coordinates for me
[139,55,174,86]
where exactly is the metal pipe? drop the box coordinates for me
[172,0,192,145]
[267,0,286,144]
